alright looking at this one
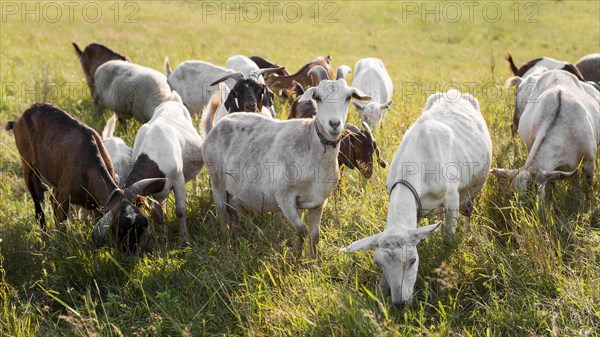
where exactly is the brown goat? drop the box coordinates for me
[287,82,386,177]
[72,42,129,96]
[265,55,334,96]
[249,55,291,79]
[6,103,165,253]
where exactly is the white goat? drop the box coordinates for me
[494,70,600,198]
[202,79,370,258]
[101,115,133,186]
[351,58,393,129]
[94,60,181,125]
[226,55,264,83]
[343,90,492,311]
[165,59,238,117]
[123,101,204,242]
[506,66,599,133]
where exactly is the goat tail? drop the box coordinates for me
[504,52,519,76]
[524,89,562,168]
[5,121,15,131]
[72,42,83,57]
[102,115,117,139]
[164,57,171,76]
[200,89,222,138]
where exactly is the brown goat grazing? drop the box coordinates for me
[6,103,165,253]
[72,42,129,96]
[265,56,334,96]
[287,82,386,178]
[504,53,584,80]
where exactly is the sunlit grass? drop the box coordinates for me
[1,1,599,336]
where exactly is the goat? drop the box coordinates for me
[122,101,204,243]
[576,53,600,83]
[506,66,599,134]
[202,78,370,258]
[165,59,239,117]
[493,70,599,199]
[72,42,129,96]
[287,69,386,178]
[249,55,291,79]
[199,67,283,137]
[504,52,584,80]
[265,55,334,96]
[101,115,133,186]
[94,60,182,126]
[6,103,165,253]
[351,58,393,129]
[343,90,492,311]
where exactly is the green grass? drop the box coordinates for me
[1,1,599,336]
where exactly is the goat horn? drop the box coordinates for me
[211,71,245,86]
[336,65,352,80]
[361,121,372,135]
[308,65,330,83]
[345,123,361,135]
[250,66,286,79]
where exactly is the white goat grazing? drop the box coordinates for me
[351,58,393,129]
[202,79,370,258]
[165,59,238,117]
[506,67,599,133]
[226,55,263,83]
[123,101,204,242]
[343,90,492,311]
[493,70,600,198]
[94,60,181,125]
[101,115,132,186]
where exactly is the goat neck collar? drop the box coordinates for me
[315,122,339,152]
[389,180,422,221]
[106,188,123,206]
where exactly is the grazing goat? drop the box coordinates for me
[199,68,282,137]
[101,115,133,186]
[265,55,334,96]
[506,67,599,134]
[202,79,370,258]
[343,90,492,311]
[351,58,393,129]
[94,60,182,125]
[6,103,165,253]
[493,70,600,198]
[576,53,600,83]
[504,53,584,80]
[287,70,386,178]
[165,59,239,116]
[72,42,129,96]
[123,101,204,243]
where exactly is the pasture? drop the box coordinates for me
[1,1,599,336]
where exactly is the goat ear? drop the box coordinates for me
[350,88,371,101]
[224,92,240,112]
[102,115,117,139]
[409,222,441,243]
[539,169,577,184]
[124,178,167,200]
[341,233,382,253]
[461,93,480,111]
[505,76,523,88]
[92,211,112,248]
[262,88,274,108]
[379,101,393,110]
[298,87,317,102]
[336,65,352,80]
[353,102,365,111]
[491,168,519,179]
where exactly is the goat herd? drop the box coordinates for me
[4,42,599,310]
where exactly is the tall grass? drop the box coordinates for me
[1,1,599,336]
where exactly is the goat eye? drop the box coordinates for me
[315,96,322,102]
[409,258,417,266]
[374,261,382,268]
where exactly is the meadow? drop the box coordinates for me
[0,1,599,336]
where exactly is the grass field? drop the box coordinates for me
[1,1,599,336]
